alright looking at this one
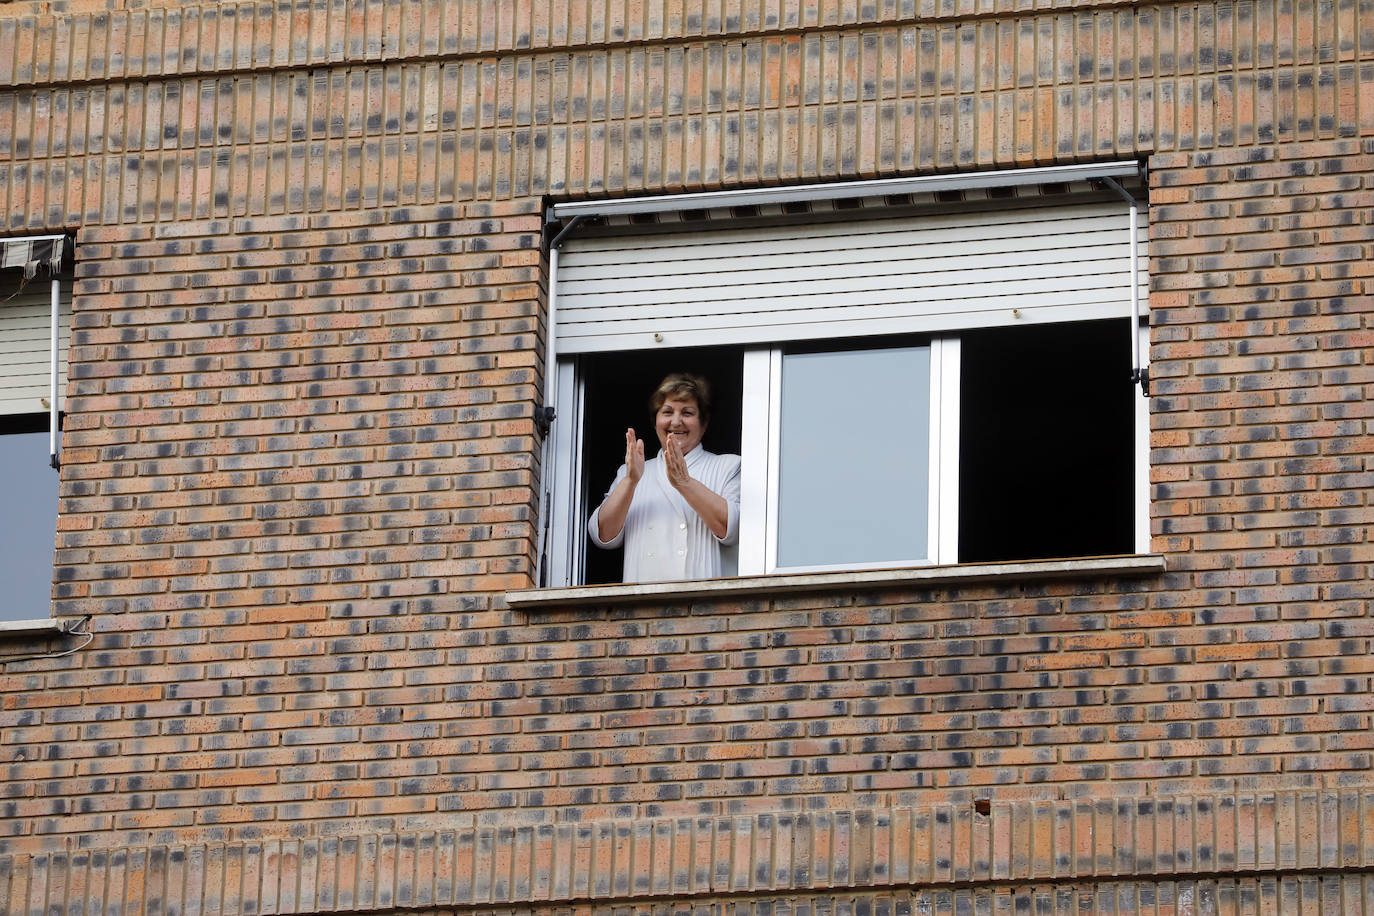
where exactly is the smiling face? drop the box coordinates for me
[655,396,706,455]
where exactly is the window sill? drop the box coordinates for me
[0,618,64,638]
[506,554,1166,609]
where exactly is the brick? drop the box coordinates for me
[0,4,1371,913]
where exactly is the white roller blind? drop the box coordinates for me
[556,200,1149,354]
[0,274,71,417]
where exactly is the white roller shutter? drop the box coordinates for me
[555,199,1148,354]
[0,271,71,417]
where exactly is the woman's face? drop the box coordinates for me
[655,396,705,454]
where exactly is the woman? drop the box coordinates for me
[588,373,741,583]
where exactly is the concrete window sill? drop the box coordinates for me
[505,554,1166,609]
[0,618,65,638]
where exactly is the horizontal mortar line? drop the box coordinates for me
[2,0,1265,93]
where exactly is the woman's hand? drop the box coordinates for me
[663,436,690,489]
[665,438,730,539]
[596,429,644,543]
[624,427,645,483]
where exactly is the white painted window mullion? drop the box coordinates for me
[932,336,961,566]
[763,348,783,575]
[737,348,772,577]
[49,273,59,468]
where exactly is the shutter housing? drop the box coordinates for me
[0,268,71,417]
[555,196,1149,355]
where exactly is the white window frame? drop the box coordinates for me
[1133,323,1151,556]
[547,324,1147,587]
[537,162,1151,589]
[0,235,72,630]
[742,338,958,576]
[546,359,586,589]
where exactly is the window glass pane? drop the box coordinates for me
[777,345,930,568]
[0,429,57,620]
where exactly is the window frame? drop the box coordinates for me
[546,323,1149,589]
[537,162,1152,591]
[0,234,72,629]
[742,338,957,577]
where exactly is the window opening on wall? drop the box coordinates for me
[0,235,73,624]
[561,320,1142,587]
[578,346,744,585]
[539,161,1150,589]
[958,319,1136,564]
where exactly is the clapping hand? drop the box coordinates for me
[663,435,690,490]
[594,428,645,543]
[663,432,728,539]
[624,427,646,482]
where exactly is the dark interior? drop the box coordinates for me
[578,347,744,585]
[573,320,1134,582]
[957,318,1136,563]
[0,412,48,436]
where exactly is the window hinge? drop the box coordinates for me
[534,405,556,435]
[1132,366,1150,397]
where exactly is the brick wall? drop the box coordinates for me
[2,0,1374,913]
[56,204,543,616]
[1146,138,1374,776]
[3,1,1373,226]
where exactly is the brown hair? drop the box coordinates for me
[648,372,712,426]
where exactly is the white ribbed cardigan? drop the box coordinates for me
[588,445,741,583]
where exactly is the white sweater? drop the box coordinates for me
[589,445,741,583]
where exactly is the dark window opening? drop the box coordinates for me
[0,412,48,436]
[577,347,744,585]
[958,319,1135,563]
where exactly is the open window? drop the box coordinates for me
[576,347,745,585]
[957,320,1139,563]
[540,163,1150,588]
[0,235,72,626]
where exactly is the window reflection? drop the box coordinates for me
[777,345,931,569]
[0,423,57,620]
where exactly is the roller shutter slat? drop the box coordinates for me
[0,275,71,417]
[555,200,1149,354]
